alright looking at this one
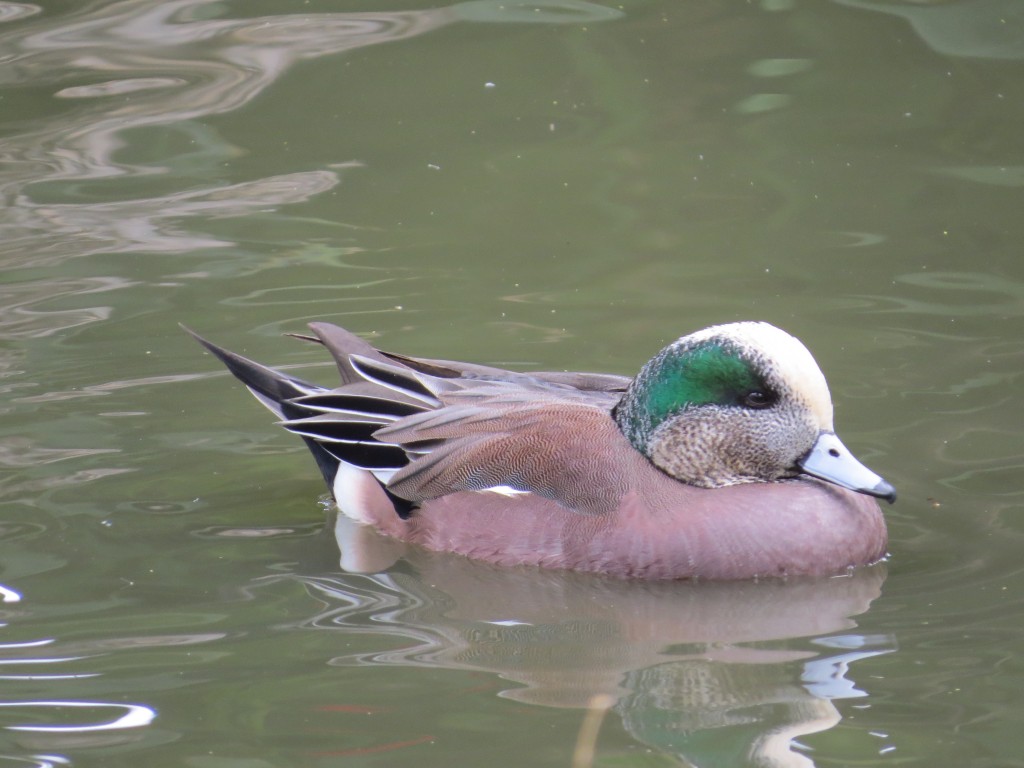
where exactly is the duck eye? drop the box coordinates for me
[743,390,772,409]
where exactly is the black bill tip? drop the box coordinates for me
[867,478,897,505]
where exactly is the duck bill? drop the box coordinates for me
[796,431,897,504]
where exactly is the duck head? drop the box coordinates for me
[613,322,896,502]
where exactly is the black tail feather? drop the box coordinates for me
[186,325,423,519]
[183,325,318,410]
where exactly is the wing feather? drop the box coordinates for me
[379,399,630,515]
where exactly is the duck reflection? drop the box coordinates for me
[266,512,892,767]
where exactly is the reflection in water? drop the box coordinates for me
[0,621,223,758]
[253,515,895,766]
[0,701,155,733]
[0,0,621,273]
[0,585,20,603]
[0,277,132,340]
[834,0,1024,59]
[935,165,1024,188]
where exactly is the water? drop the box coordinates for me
[1,0,1023,765]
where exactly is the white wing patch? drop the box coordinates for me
[479,485,530,498]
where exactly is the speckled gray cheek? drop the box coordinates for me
[647,413,728,488]
[646,402,821,488]
[758,402,820,472]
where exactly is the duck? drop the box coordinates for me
[187,321,895,580]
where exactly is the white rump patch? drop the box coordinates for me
[332,462,378,523]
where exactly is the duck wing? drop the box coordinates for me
[376,389,631,516]
[382,350,631,394]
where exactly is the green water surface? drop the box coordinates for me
[0,1,1022,766]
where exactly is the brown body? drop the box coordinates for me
[341,411,887,579]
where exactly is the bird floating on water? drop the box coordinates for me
[188,320,894,580]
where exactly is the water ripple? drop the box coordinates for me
[0,3,38,24]
[0,756,70,768]
[0,0,623,276]
[3,171,344,270]
[0,702,154,733]
[15,372,207,404]
[0,2,440,269]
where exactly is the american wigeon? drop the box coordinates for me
[188,321,894,579]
